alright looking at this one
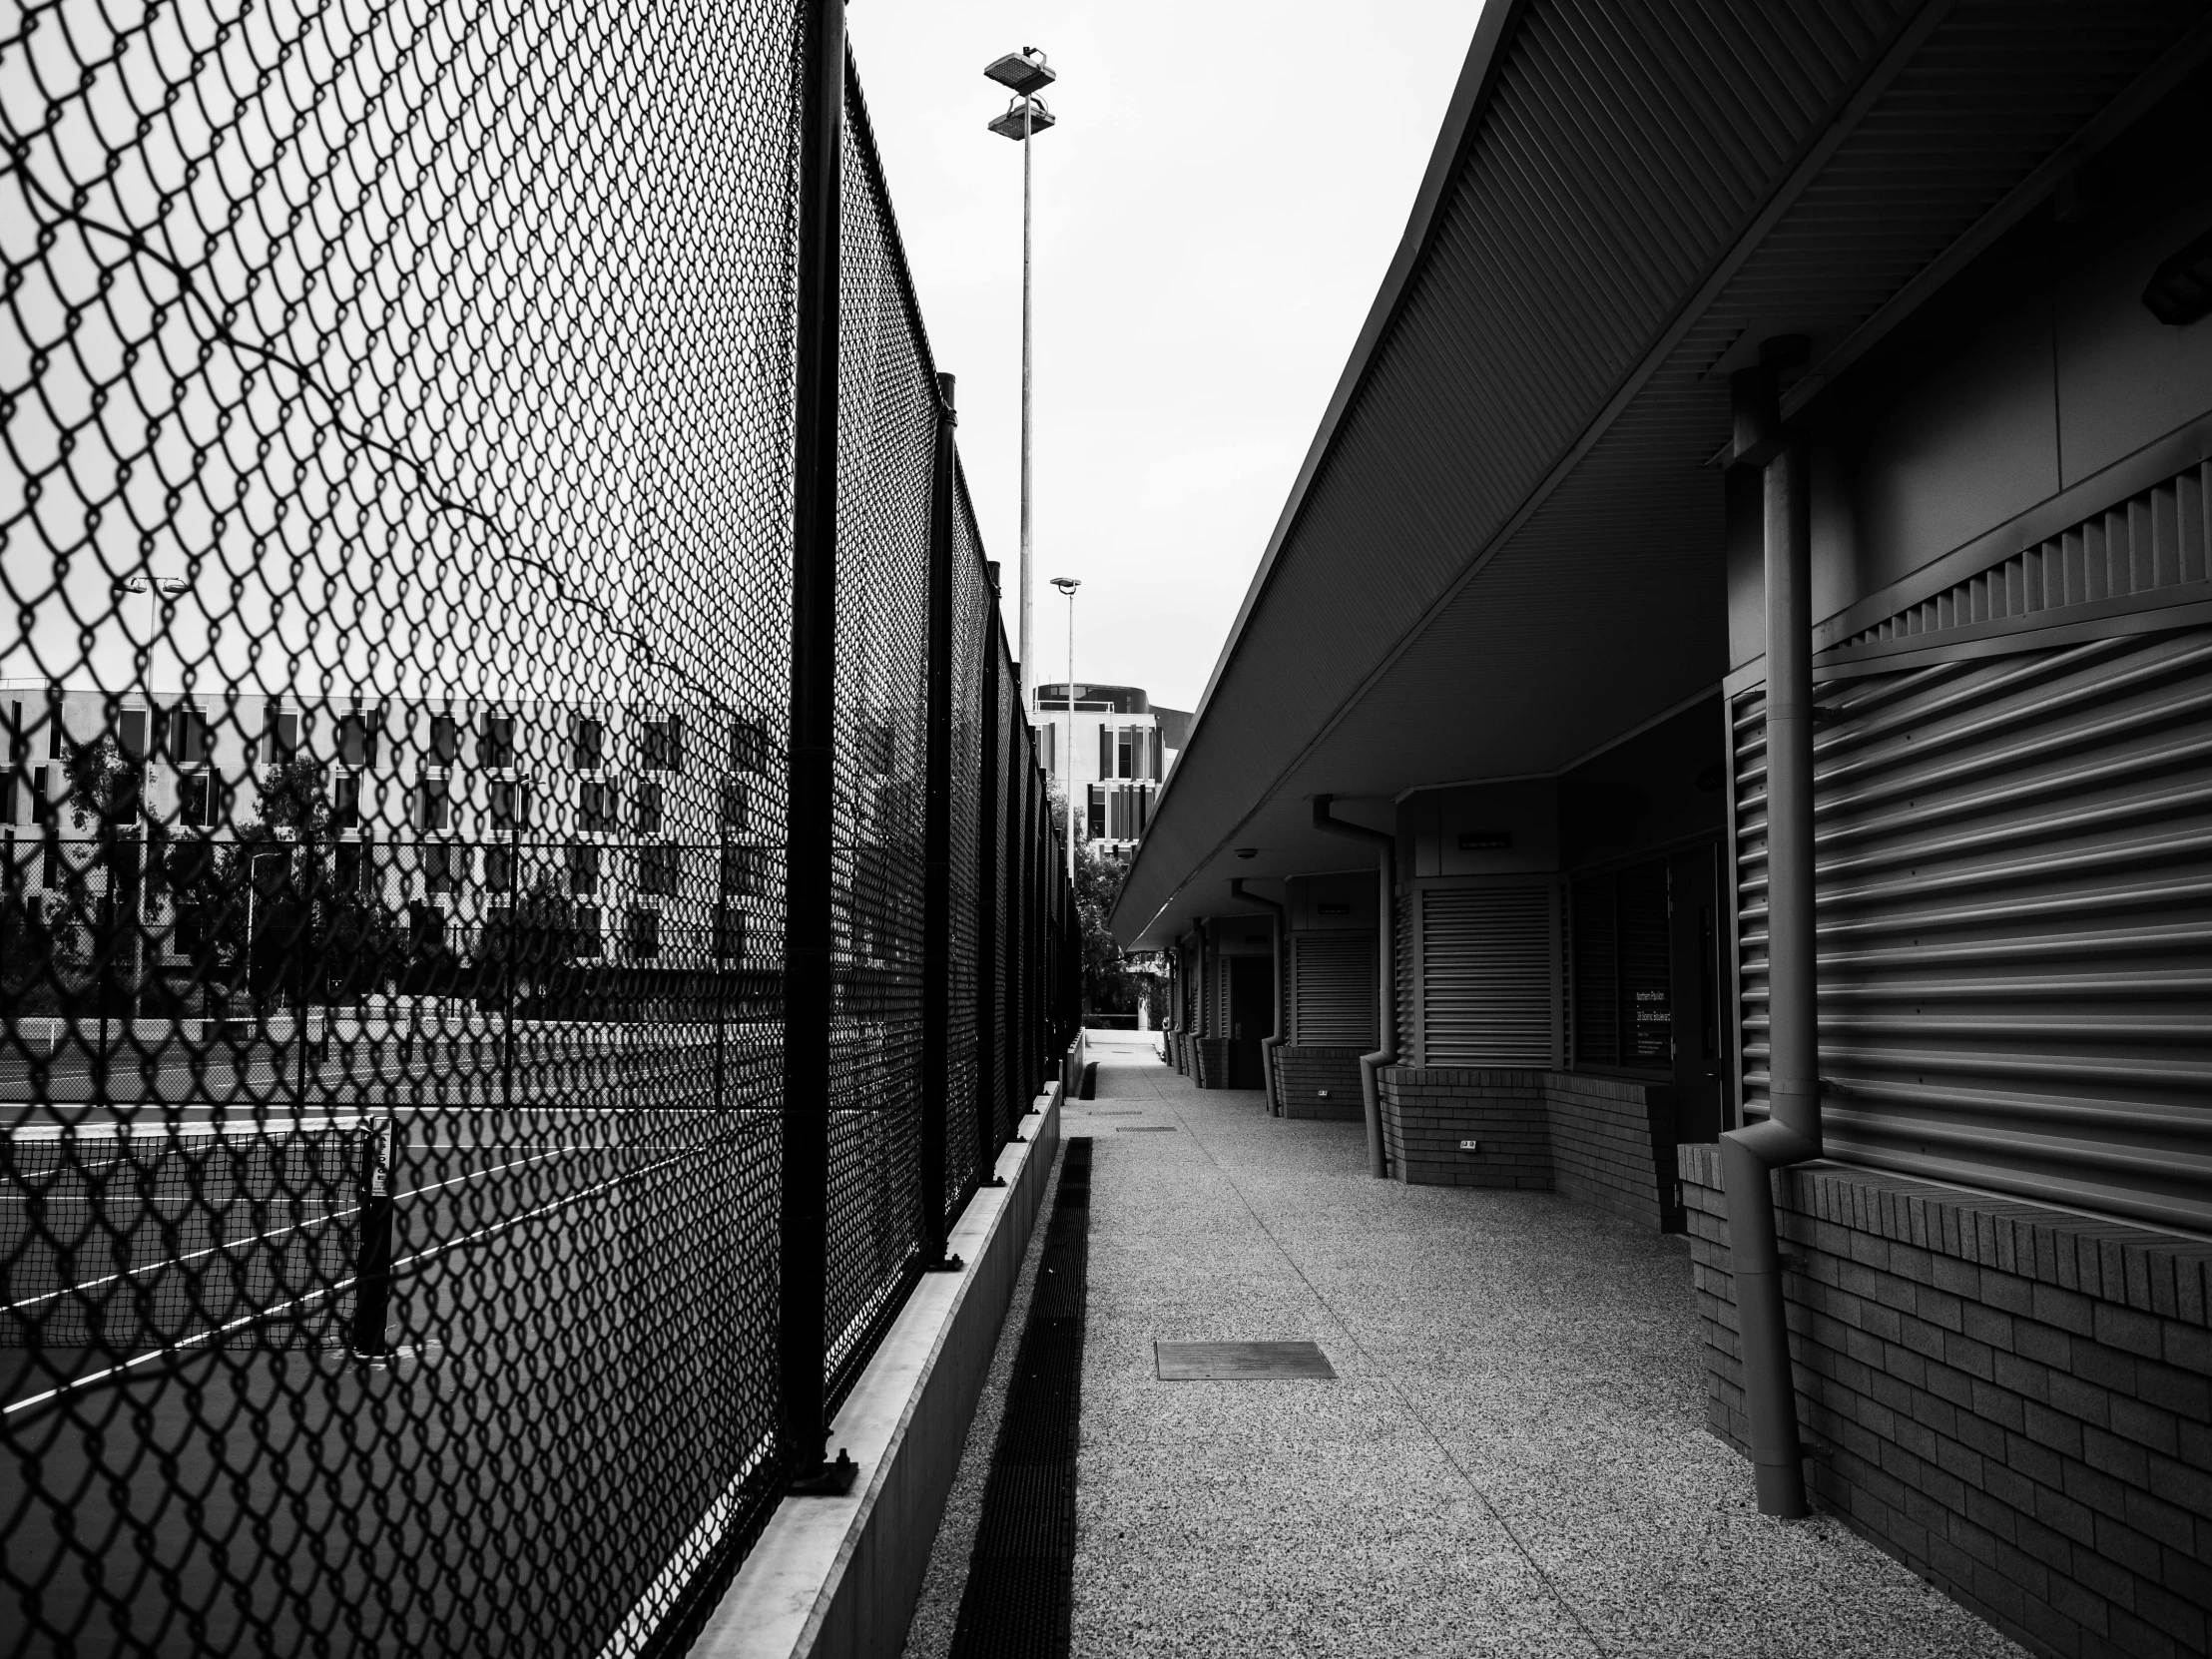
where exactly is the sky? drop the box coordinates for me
[849,1,1488,715]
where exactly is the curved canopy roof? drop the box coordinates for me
[1111,0,2211,949]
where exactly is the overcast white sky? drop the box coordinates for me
[850,1,1487,714]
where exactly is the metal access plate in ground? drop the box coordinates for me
[1154,1341,1337,1381]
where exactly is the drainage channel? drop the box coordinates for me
[947,1137,1092,1659]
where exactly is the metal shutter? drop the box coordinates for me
[1292,932,1377,1047]
[1418,885,1553,1066]
[1732,626,2212,1232]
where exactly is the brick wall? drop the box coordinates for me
[1547,1073,1668,1231]
[1193,1037,1234,1090]
[1371,1068,1666,1229]
[1377,1068,1549,1189]
[1681,1146,2212,1659]
[1275,1046,1366,1121]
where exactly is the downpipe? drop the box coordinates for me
[1723,339,1821,1518]
[1311,797,1394,1179]
[1229,877,1286,1115]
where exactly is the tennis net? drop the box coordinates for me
[1,1116,371,1354]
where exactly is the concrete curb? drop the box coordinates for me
[691,1077,1067,1659]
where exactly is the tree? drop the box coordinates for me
[57,731,148,1012]
[1048,782,1162,1019]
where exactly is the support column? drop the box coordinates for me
[1721,336,1822,1518]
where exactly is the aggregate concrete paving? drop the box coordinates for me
[910,1029,2025,1659]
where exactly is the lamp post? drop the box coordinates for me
[120,573,189,1025]
[984,47,1057,707]
[1050,576,1079,884]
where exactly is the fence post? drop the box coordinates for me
[919,371,961,1269]
[349,1111,394,1359]
[974,606,1004,1188]
[779,0,853,1495]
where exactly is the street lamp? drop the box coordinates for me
[984,46,1057,708]
[1050,576,1079,883]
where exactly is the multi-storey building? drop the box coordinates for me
[1029,682,1189,858]
[0,684,808,990]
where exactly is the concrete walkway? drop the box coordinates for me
[911,1030,2026,1659]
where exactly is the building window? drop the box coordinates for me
[267,707,299,762]
[1088,785,1107,839]
[641,716,683,773]
[1037,721,1055,776]
[485,845,515,892]
[489,779,527,831]
[176,769,219,830]
[166,707,214,765]
[571,715,605,771]
[719,780,750,831]
[636,782,664,836]
[573,904,603,958]
[720,843,765,896]
[638,843,680,895]
[568,843,600,896]
[119,709,149,760]
[714,902,744,961]
[579,780,615,832]
[423,842,472,894]
[329,771,361,830]
[428,713,461,766]
[479,716,516,770]
[730,717,772,776]
[856,721,893,776]
[414,777,451,832]
[625,906,661,959]
[1570,859,1670,1071]
[337,712,377,769]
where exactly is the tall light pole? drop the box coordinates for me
[1050,576,1079,884]
[984,47,1057,708]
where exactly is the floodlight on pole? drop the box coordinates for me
[983,46,1056,714]
[1050,576,1080,883]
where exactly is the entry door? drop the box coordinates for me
[1227,955,1272,1090]
[1666,844,1727,1144]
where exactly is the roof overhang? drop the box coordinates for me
[1112,0,2212,951]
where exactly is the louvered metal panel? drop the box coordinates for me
[1417,885,1555,1067]
[1830,458,2212,660]
[1732,624,2212,1232]
[1292,932,1378,1048]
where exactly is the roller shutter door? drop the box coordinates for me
[1731,626,2212,1232]
[1292,932,1376,1047]
[1418,886,1553,1066]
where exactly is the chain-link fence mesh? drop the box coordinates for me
[2,4,1071,1652]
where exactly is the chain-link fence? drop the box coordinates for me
[1,2,1074,1652]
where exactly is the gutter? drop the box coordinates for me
[1229,877,1286,1116]
[1722,343,1820,1518]
[1310,798,1394,1179]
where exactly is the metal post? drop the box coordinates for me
[974,588,1004,1184]
[1017,93,1035,705]
[504,800,520,1112]
[349,1111,394,1359]
[920,372,961,1269]
[779,0,854,1496]
[1064,597,1076,884]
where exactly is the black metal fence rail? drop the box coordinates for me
[0,1,1076,1653]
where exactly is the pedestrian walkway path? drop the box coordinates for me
[911,1029,2024,1659]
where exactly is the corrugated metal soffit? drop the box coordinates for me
[1732,623,2212,1232]
[1291,933,1379,1048]
[1414,886,1556,1068]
